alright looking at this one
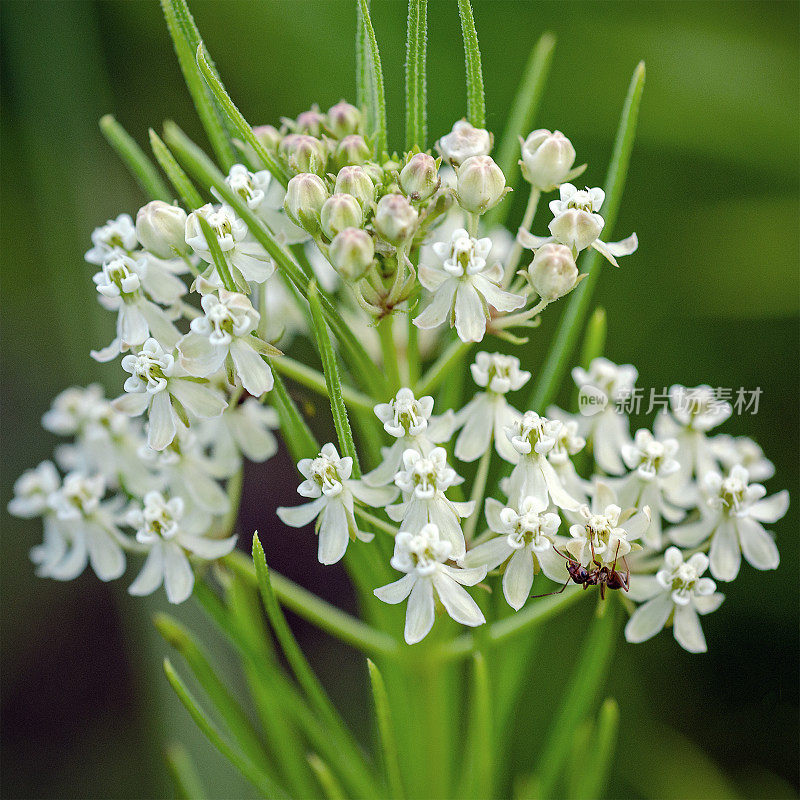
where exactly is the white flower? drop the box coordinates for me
[91,254,181,361]
[414,228,524,343]
[517,184,638,267]
[610,429,687,549]
[503,412,580,511]
[709,434,774,482]
[45,472,128,582]
[625,547,724,653]
[185,203,274,285]
[669,465,788,581]
[374,523,486,644]
[461,496,567,609]
[655,385,733,482]
[386,448,473,559]
[545,411,589,504]
[453,352,530,463]
[127,491,237,604]
[113,338,227,451]
[566,483,650,568]
[436,120,492,167]
[8,461,60,518]
[178,289,274,397]
[363,388,455,487]
[85,213,138,265]
[277,444,397,565]
[519,129,578,192]
[572,358,637,475]
[221,164,308,245]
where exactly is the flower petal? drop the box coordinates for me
[503,548,534,610]
[374,572,416,604]
[277,496,327,527]
[453,284,487,343]
[178,533,238,560]
[461,535,512,570]
[673,603,707,653]
[748,490,789,524]
[414,280,457,330]
[709,518,741,581]
[163,541,195,604]
[178,332,227,377]
[147,390,176,451]
[737,516,780,571]
[624,593,673,644]
[668,514,718,548]
[405,578,435,644]
[317,500,349,565]
[433,572,485,627]
[128,543,165,596]
[231,339,273,396]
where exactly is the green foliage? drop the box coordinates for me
[405,0,428,150]
[457,0,486,128]
[357,0,388,157]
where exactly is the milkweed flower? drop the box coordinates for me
[113,338,227,451]
[545,411,589,504]
[127,491,237,604]
[414,227,524,342]
[374,523,486,644]
[625,547,724,653]
[453,351,529,463]
[177,289,274,397]
[386,448,473,559]
[460,495,567,609]
[436,119,492,167]
[85,213,138,265]
[277,444,397,565]
[710,434,774,482]
[363,388,455,487]
[668,465,788,581]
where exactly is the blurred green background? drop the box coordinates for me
[1,1,797,798]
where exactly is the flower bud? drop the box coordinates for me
[320,193,363,240]
[284,173,328,234]
[135,201,187,258]
[374,194,419,245]
[334,166,374,210]
[329,227,374,281]
[520,129,576,191]
[456,155,507,214]
[522,243,580,301]
[399,153,440,201]
[549,209,603,253]
[436,119,492,166]
[253,124,281,151]
[279,134,327,175]
[334,134,371,169]
[295,107,326,136]
[327,101,362,138]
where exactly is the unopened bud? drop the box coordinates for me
[253,125,281,151]
[295,107,326,136]
[334,166,374,210]
[284,173,328,234]
[436,120,492,166]
[135,201,187,258]
[334,135,371,169]
[329,227,374,281]
[279,134,327,175]
[522,243,580,301]
[320,193,363,240]
[520,130,576,191]
[456,155,507,214]
[374,194,419,245]
[549,209,603,253]
[399,153,440,201]
[327,101,362,138]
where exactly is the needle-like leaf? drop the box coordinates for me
[405,0,428,150]
[457,0,485,128]
[357,0,388,157]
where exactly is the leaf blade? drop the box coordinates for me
[357,0,388,157]
[457,0,485,128]
[367,659,406,800]
[405,0,428,150]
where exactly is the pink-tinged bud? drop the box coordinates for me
[522,243,580,301]
[279,134,327,175]
[334,135,371,169]
[520,130,576,191]
[436,120,492,166]
[327,101,362,138]
[252,125,281,151]
[295,107,326,136]
[334,166,374,210]
[329,227,374,281]
[374,194,419,245]
[135,201,187,258]
[284,173,328,234]
[320,193,363,240]
[400,153,440,201]
[456,155,507,214]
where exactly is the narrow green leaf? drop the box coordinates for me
[579,306,607,369]
[308,754,347,800]
[457,0,485,128]
[486,32,556,227]
[195,44,288,185]
[162,657,288,799]
[272,355,375,412]
[355,0,370,111]
[457,652,492,799]
[533,600,619,799]
[575,698,620,800]
[160,0,236,169]
[404,0,428,150]
[308,282,362,476]
[164,742,207,800]
[415,339,471,396]
[163,121,386,398]
[154,613,267,768]
[357,0,388,157]
[226,550,399,657]
[99,115,172,202]
[367,660,406,800]
[269,365,319,462]
[527,62,646,413]
[149,128,204,209]
[195,214,237,292]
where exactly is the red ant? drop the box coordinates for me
[532,541,629,600]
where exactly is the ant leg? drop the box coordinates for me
[600,581,606,600]
[531,580,570,599]
[589,538,603,570]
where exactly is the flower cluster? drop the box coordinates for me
[9,108,786,656]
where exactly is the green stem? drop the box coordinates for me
[354,506,399,538]
[457,0,485,128]
[149,128,204,209]
[378,315,402,393]
[415,339,471,396]
[367,660,406,800]
[503,186,540,285]
[463,442,492,541]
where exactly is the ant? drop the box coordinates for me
[532,541,629,600]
